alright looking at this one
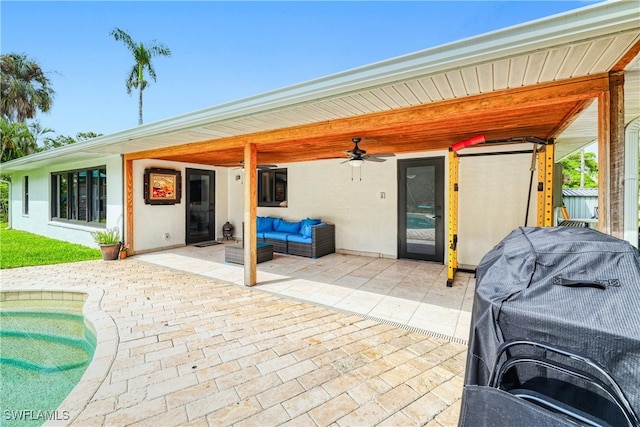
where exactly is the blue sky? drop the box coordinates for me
[2,1,603,140]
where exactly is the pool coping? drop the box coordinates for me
[1,288,118,426]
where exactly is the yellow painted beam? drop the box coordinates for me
[537,148,545,227]
[447,149,459,287]
[542,144,555,227]
[536,144,555,227]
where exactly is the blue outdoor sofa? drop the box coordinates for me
[257,216,335,258]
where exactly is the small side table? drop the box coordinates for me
[225,242,273,264]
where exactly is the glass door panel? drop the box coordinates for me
[398,158,444,262]
[186,169,215,244]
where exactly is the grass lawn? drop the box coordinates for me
[0,223,101,269]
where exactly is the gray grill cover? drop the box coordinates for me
[465,227,640,414]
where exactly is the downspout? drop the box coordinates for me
[624,117,640,247]
[1,179,11,230]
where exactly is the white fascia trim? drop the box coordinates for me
[2,0,638,172]
[116,0,640,134]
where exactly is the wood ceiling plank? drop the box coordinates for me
[547,99,594,139]
[124,73,608,166]
[156,99,582,166]
[612,38,640,72]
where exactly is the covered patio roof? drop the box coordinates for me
[3,0,638,172]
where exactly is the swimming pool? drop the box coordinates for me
[406,213,435,229]
[0,293,96,427]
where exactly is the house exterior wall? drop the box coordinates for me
[8,155,123,248]
[131,159,227,253]
[7,146,538,267]
[242,155,402,258]
[457,150,538,267]
[224,147,535,266]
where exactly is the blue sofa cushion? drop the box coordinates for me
[257,216,274,233]
[300,218,322,238]
[263,231,291,241]
[276,220,302,234]
[287,234,312,244]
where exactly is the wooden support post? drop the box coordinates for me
[243,143,257,286]
[447,149,459,287]
[124,158,134,253]
[597,71,625,236]
[608,71,626,239]
[598,88,611,234]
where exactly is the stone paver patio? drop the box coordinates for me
[2,257,469,426]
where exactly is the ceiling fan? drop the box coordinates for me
[341,138,394,167]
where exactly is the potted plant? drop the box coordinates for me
[119,243,129,259]
[91,227,122,261]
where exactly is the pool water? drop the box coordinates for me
[406,214,435,229]
[0,297,95,427]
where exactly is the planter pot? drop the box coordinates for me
[99,243,121,261]
[119,251,127,260]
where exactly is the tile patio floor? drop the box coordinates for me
[1,245,475,426]
[136,243,475,343]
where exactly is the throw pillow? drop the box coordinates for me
[277,220,302,234]
[257,216,274,232]
[300,218,321,238]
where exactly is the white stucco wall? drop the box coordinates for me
[457,146,538,266]
[223,149,538,264]
[132,160,227,252]
[226,152,448,258]
[7,155,123,248]
[7,146,542,266]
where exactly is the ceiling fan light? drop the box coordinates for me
[350,158,365,168]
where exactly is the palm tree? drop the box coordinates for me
[0,53,55,123]
[1,118,37,162]
[110,28,171,125]
[28,120,54,148]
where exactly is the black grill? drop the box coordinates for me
[222,222,234,240]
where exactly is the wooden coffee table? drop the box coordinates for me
[225,242,274,264]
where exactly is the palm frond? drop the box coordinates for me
[110,28,171,124]
[110,28,136,52]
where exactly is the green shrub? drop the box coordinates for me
[0,181,8,223]
[90,227,121,245]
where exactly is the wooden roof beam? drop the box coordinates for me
[124,73,609,163]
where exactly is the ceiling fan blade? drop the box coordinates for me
[365,156,387,163]
[371,153,395,158]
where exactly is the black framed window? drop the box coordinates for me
[51,166,106,224]
[258,168,287,207]
[23,176,29,215]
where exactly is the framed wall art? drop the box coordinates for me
[144,168,182,205]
